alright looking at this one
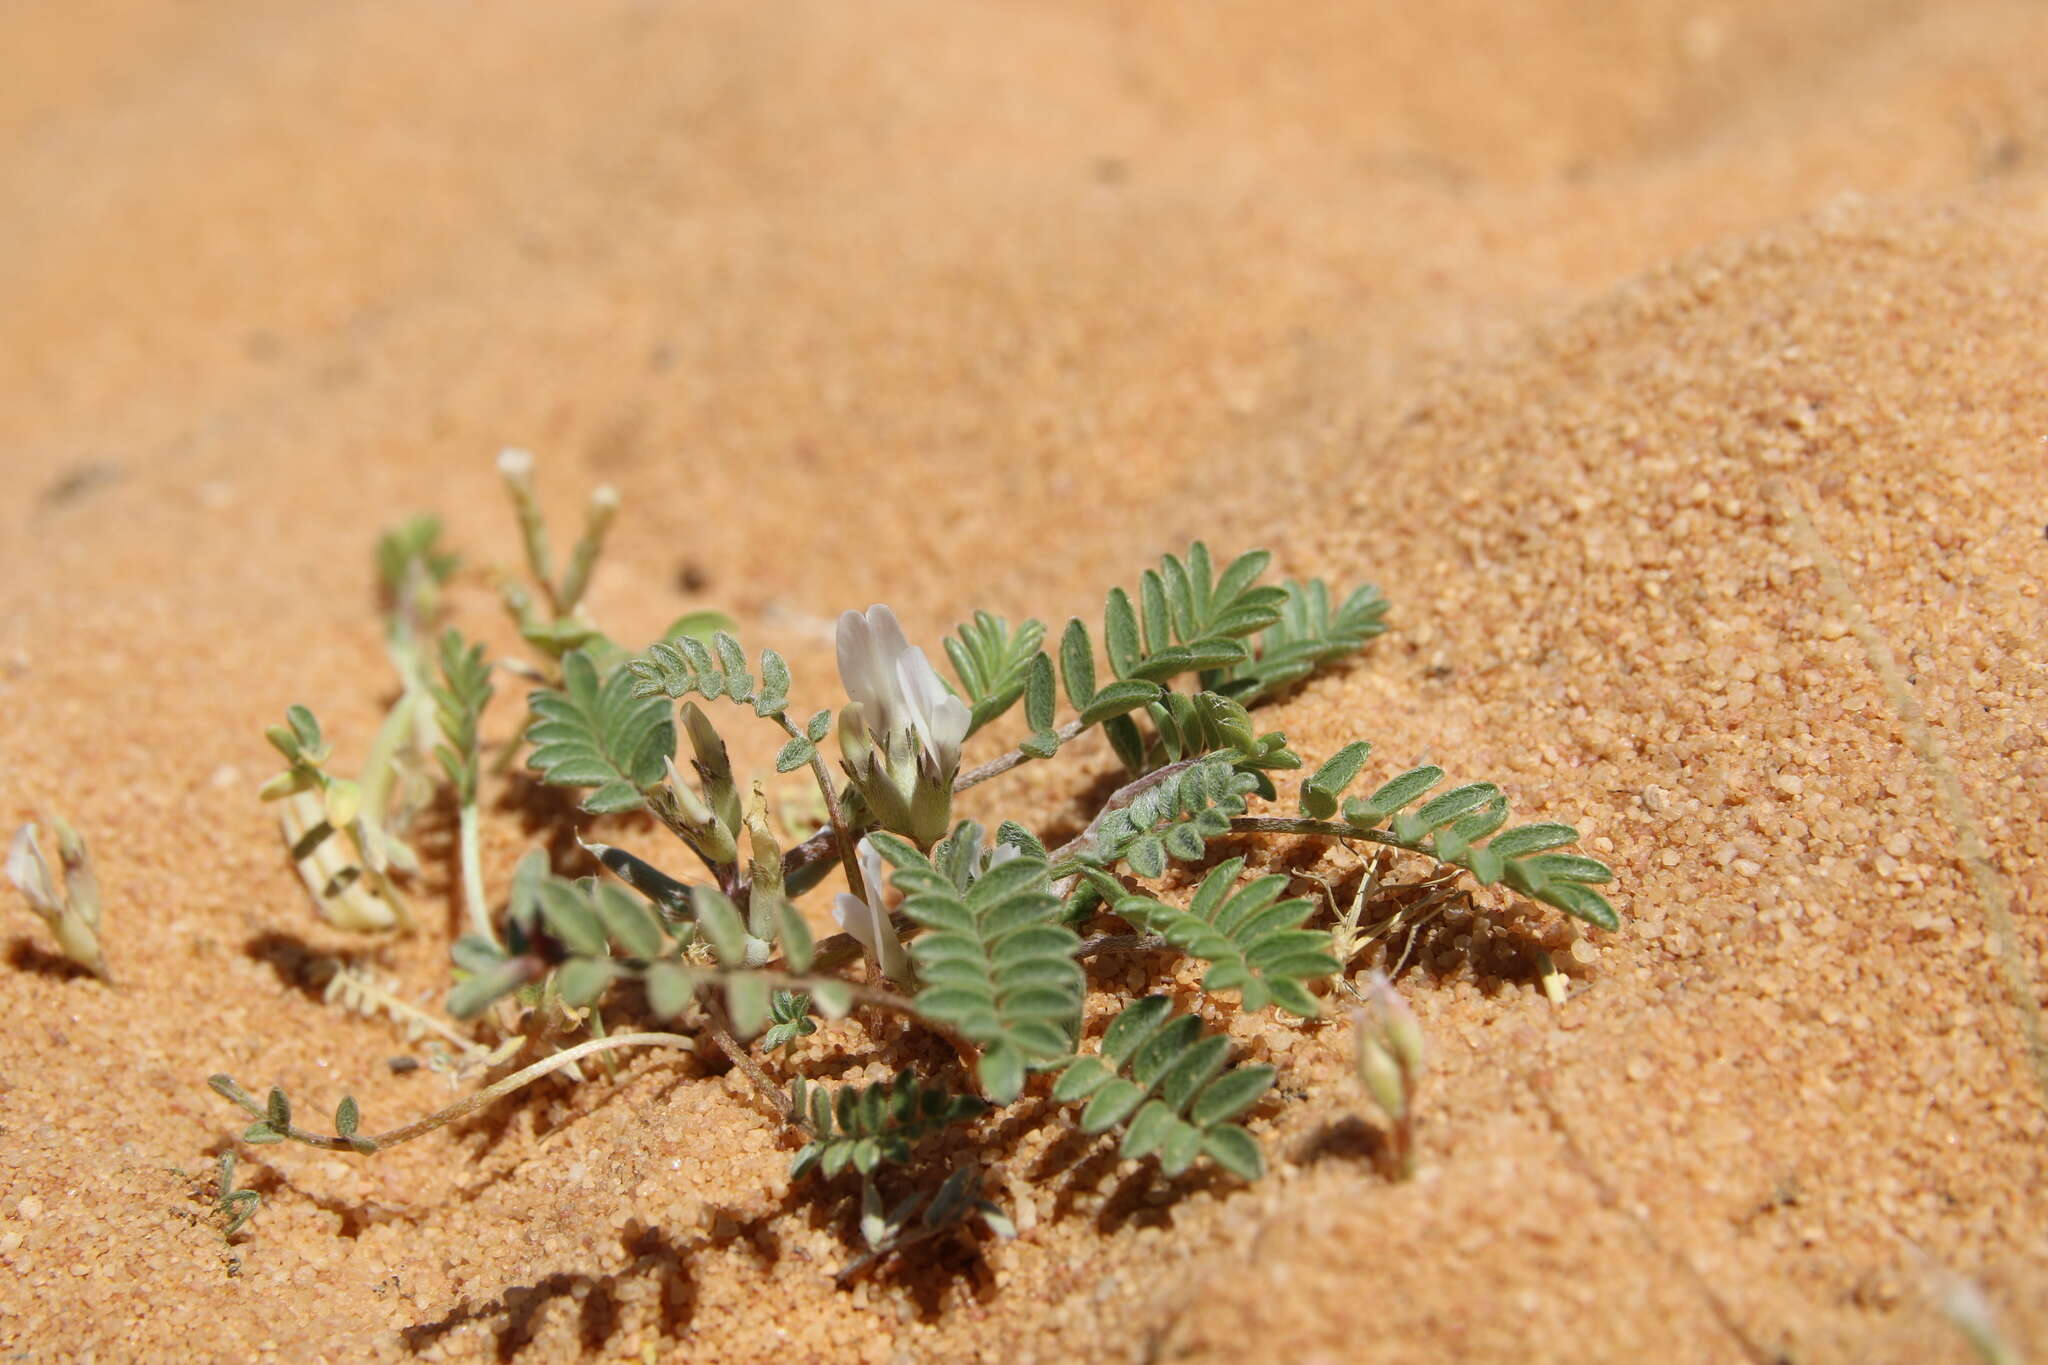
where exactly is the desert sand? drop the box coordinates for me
[2,2,2045,1361]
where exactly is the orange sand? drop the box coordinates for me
[2,2,2044,1361]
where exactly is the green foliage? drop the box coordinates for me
[1114,543,1290,683]
[1044,546,1382,777]
[1080,755,1262,879]
[944,611,1047,737]
[213,1151,262,1240]
[219,1077,378,1156]
[1300,740,1372,821]
[1217,578,1389,705]
[927,820,1046,891]
[624,631,792,717]
[526,649,676,813]
[1095,858,1340,1016]
[773,709,834,777]
[760,990,818,1052]
[429,630,493,803]
[260,703,330,793]
[375,514,459,610]
[845,1166,1016,1284]
[451,854,841,1039]
[1052,997,1274,1180]
[1138,690,1299,788]
[1052,544,1287,742]
[788,1070,987,1178]
[870,833,1085,1103]
[1309,758,1619,930]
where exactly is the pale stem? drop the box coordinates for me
[952,716,1089,793]
[457,799,496,946]
[499,460,558,614]
[555,486,618,614]
[212,1031,697,1152]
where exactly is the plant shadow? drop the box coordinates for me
[1292,1113,1385,1169]
[398,1214,744,1360]
[5,936,98,982]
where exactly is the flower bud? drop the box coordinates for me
[1367,970,1426,1075]
[1354,1029,1406,1120]
[6,824,61,916]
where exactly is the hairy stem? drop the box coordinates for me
[1074,932,1167,960]
[498,453,558,615]
[555,486,618,614]
[777,712,865,905]
[1228,815,1413,851]
[952,716,1090,793]
[701,994,786,1110]
[1046,756,1204,866]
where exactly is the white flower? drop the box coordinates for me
[835,604,970,846]
[831,837,911,985]
[6,824,60,916]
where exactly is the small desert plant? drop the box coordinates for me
[211,453,1620,1281]
[1352,971,1427,1180]
[7,815,110,981]
[211,1151,262,1240]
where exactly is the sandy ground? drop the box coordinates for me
[3,2,2046,1361]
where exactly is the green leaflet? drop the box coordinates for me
[788,1071,987,1179]
[1300,740,1372,821]
[1052,996,1275,1180]
[869,834,1085,1103]
[943,611,1047,737]
[1083,755,1262,879]
[1320,758,1620,931]
[624,632,792,718]
[525,649,675,813]
[429,629,493,803]
[1108,859,1340,1017]
[1217,578,1390,705]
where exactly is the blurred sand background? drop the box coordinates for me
[2,1,2046,1360]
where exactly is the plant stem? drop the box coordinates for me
[211,1031,697,1153]
[555,485,618,614]
[457,799,496,945]
[834,1213,970,1288]
[779,825,845,897]
[1074,932,1167,959]
[952,716,1089,792]
[1045,756,1203,866]
[700,994,785,1110]
[776,712,865,905]
[1229,814,1413,851]
[357,684,422,835]
[498,451,558,614]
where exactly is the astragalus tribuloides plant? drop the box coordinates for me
[212,452,1621,1281]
